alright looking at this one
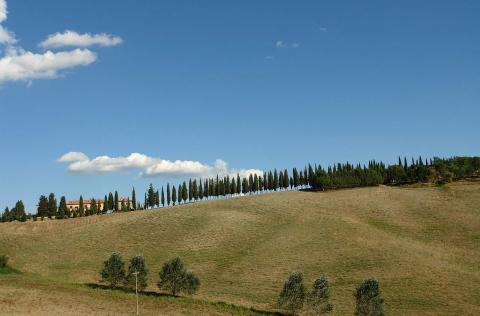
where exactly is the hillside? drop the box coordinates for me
[1,181,480,315]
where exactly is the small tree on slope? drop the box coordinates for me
[157,257,200,296]
[308,275,333,315]
[100,252,126,288]
[125,255,148,291]
[278,271,306,314]
[354,278,384,316]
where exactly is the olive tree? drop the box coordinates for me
[124,255,148,291]
[354,278,384,316]
[308,275,333,314]
[157,257,200,296]
[278,271,306,314]
[100,252,126,288]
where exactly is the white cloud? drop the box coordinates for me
[39,30,123,49]
[0,0,7,23]
[0,0,120,84]
[58,151,89,162]
[0,48,97,82]
[275,40,299,49]
[0,25,15,44]
[58,152,263,179]
[0,0,15,44]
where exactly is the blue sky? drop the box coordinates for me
[1,0,479,212]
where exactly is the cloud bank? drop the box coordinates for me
[0,0,121,84]
[58,152,263,179]
[39,30,123,49]
[0,48,96,81]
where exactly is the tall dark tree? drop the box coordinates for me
[132,187,137,210]
[114,191,119,212]
[78,195,85,217]
[236,174,241,194]
[103,195,108,213]
[193,179,199,200]
[188,179,193,202]
[172,185,177,206]
[148,184,155,209]
[14,200,26,222]
[283,169,290,189]
[199,180,204,200]
[161,187,165,207]
[166,183,171,206]
[47,193,57,219]
[182,181,188,202]
[37,195,48,218]
[108,192,114,211]
[58,196,68,218]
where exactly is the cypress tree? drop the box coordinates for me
[108,192,114,210]
[178,183,183,204]
[231,177,236,196]
[155,190,160,207]
[193,179,198,200]
[79,195,85,217]
[199,180,204,200]
[132,187,137,210]
[204,180,209,199]
[182,181,188,202]
[254,174,259,193]
[283,169,289,189]
[172,186,177,206]
[279,171,284,190]
[166,183,171,206]
[148,184,155,209]
[161,187,165,207]
[14,201,26,222]
[47,193,57,219]
[114,191,119,212]
[144,192,147,209]
[236,174,241,194]
[102,195,107,213]
[189,179,193,202]
[242,178,248,194]
[37,195,48,218]
[274,169,279,191]
[58,196,68,219]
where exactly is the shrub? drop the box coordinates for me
[354,278,384,316]
[278,271,306,314]
[308,275,333,315]
[157,257,200,296]
[125,255,148,291]
[100,252,126,288]
[0,255,8,268]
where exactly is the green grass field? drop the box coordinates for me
[1,181,479,315]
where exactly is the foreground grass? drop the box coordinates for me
[0,273,278,315]
[1,181,480,315]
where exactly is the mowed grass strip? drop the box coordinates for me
[1,181,479,315]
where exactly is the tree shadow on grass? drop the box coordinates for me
[85,283,289,316]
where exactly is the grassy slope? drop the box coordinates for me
[0,181,479,315]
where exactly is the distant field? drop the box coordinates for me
[1,181,479,315]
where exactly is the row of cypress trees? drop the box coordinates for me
[1,156,479,222]
[143,156,480,209]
